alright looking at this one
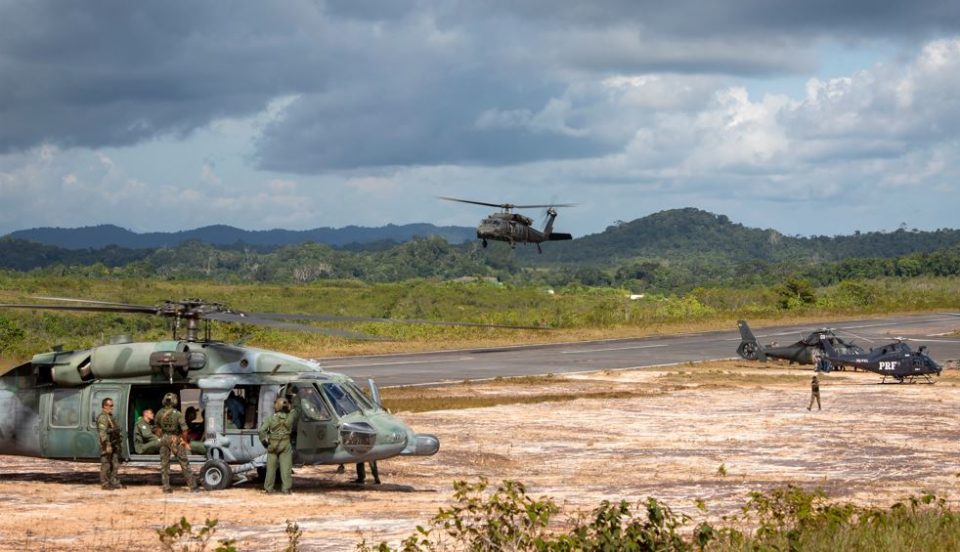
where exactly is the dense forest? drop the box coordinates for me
[2,208,960,293]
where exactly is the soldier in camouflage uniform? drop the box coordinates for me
[156,392,198,493]
[97,397,123,490]
[807,375,821,411]
[134,408,160,454]
[258,395,300,494]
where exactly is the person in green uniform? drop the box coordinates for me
[259,395,299,494]
[807,375,821,411]
[96,397,123,490]
[134,408,160,454]
[156,392,199,493]
[355,461,381,485]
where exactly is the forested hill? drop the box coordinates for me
[3,208,960,291]
[4,223,475,249]
[525,208,960,264]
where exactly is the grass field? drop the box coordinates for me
[3,273,960,366]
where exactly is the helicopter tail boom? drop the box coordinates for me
[547,232,572,241]
[736,320,767,361]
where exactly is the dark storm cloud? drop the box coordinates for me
[3,0,960,170]
[254,79,614,171]
[470,0,960,38]
[0,1,327,151]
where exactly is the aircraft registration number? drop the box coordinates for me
[879,361,899,372]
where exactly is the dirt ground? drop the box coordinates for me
[1,361,958,551]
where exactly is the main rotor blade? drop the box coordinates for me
[30,295,156,310]
[438,196,509,208]
[0,303,158,314]
[204,312,388,341]
[900,336,960,344]
[510,203,577,209]
[438,196,576,210]
[254,312,552,331]
[832,328,875,343]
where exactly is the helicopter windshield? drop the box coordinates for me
[320,383,361,417]
[295,385,331,421]
[344,381,377,411]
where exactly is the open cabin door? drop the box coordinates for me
[41,386,125,459]
[287,382,338,453]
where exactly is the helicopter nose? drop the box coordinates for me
[401,433,440,456]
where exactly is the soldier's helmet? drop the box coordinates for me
[162,392,179,407]
[274,397,291,413]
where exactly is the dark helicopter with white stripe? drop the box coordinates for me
[736,320,865,365]
[819,335,944,383]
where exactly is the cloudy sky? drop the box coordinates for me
[2,1,960,239]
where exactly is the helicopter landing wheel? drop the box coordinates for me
[200,458,233,490]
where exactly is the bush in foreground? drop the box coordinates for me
[355,479,960,552]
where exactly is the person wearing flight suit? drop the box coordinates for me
[259,395,300,494]
[96,397,123,490]
[134,408,161,454]
[156,393,199,493]
[807,375,821,411]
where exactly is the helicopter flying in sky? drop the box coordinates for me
[736,320,866,365]
[439,197,575,252]
[0,297,535,490]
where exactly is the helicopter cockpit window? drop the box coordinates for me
[51,389,81,428]
[320,383,360,417]
[295,385,331,421]
[344,382,377,411]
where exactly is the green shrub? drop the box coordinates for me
[356,482,960,552]
[157,517,237,552]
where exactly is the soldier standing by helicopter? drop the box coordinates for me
[259,395,300,494]
[96,397,123,490]
[156,392,199,493]
[807,375,821,411]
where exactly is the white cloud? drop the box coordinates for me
[268,179,298,192]
[201,161,222,186]
[2,2,960,238]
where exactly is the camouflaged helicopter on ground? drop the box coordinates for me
[0,297,529,490]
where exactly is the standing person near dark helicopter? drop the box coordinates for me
[807,375,822,411]
[156,392,199,493]
[259,395,300,494]
[96,397,123,490]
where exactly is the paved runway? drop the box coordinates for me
[320,313,960,387]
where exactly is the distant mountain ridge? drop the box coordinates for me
[4,223,476,250]
[5,208,960,273]
[526,208,960,264]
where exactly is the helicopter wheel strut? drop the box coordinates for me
[200,458,233,490]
